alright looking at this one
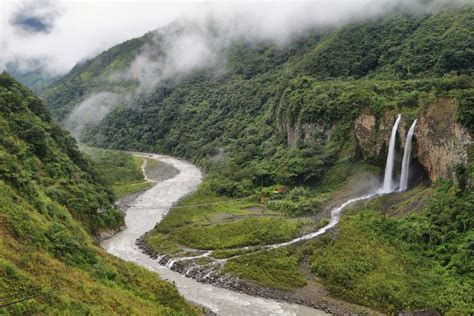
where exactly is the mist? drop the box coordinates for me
[64,92,120,139]
[3,0,469,75]
[103,0,470,99]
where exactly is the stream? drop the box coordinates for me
[102,153,326,315]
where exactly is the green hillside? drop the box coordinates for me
[0,73,200,314]
[44,6,473,155]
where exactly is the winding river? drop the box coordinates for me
[102,154,326,315]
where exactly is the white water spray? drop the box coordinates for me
[382,114,401,193]
[399,119,417,192]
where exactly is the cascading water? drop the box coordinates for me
[399,119,417,191]
[381,114,401,193]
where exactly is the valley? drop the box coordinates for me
[1,1,473,315]
[103,153,329,315]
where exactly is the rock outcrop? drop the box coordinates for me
[354,97,472,181]
[415,98,472,180]
[354,110,399,163]
[284,122,333,148]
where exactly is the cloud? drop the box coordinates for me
[121,0,462,94]
[49,0,471,140]
[121,20,222,93]
[10,0,60,35]
[1,1,190,74]
[3,0,471,141]
[64,92,120,139]
[3,0,470,75]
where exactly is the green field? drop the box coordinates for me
[81,147,152,199]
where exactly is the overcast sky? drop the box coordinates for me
[0,0,465,75]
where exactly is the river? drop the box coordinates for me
[102,153,326,315]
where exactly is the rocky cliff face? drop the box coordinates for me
[354,97,472,181]
[354,110,398,163]
[415,98,472,180]
[284,122,333,148]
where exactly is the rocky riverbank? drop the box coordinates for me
[136,235,376,315]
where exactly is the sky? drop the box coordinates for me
[1,0,198,73]
[0,0,465,75]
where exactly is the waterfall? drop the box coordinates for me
[399,119,417,191]
[382,114,401,193]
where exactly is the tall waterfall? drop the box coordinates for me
[399,119,417,191]
[382,114,401,193]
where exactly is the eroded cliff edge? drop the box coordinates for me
[354,97,471,182]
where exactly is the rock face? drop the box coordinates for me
[354,97,472,181]
[284,122,333,148]
[415,98,472,180]
[354,110,399,163]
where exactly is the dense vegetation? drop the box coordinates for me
[38,3,474,315]
[311,172,474,314]
[43,6,472,194]
[0,73,200,314]
[81,147,151,198]
[6,62,58,94]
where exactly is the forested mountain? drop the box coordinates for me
[0,73,200,314]
[5,62,58,94]
[37,3,474,314]
[44,6,473,150]
[43,5,473,186]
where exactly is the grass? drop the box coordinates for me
[169,217,301,250]
[0,181,201,315]
[146,186,303,251]
[310,182,474,314]
[144,232,184,257]
[81,147,152,199]
[112,155,152,198]
[156,190,263,233]
[223,247,307,290]
[143,161,382,291]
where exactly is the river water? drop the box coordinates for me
[102,154,326,315]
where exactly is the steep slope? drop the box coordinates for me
[43,35,149,121]
[43,6,473,124]
[0,73,200,314]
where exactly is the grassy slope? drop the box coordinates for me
[147,187,301,252]
[311,178,473,314]
[0,74,200,314]
[144,162,376,288]
[82,147,152,198]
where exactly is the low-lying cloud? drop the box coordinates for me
[3,0,471,75]
[65,92,120,139]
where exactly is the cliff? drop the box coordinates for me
[354,97,472,181]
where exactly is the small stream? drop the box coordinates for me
[102,154,326,315]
